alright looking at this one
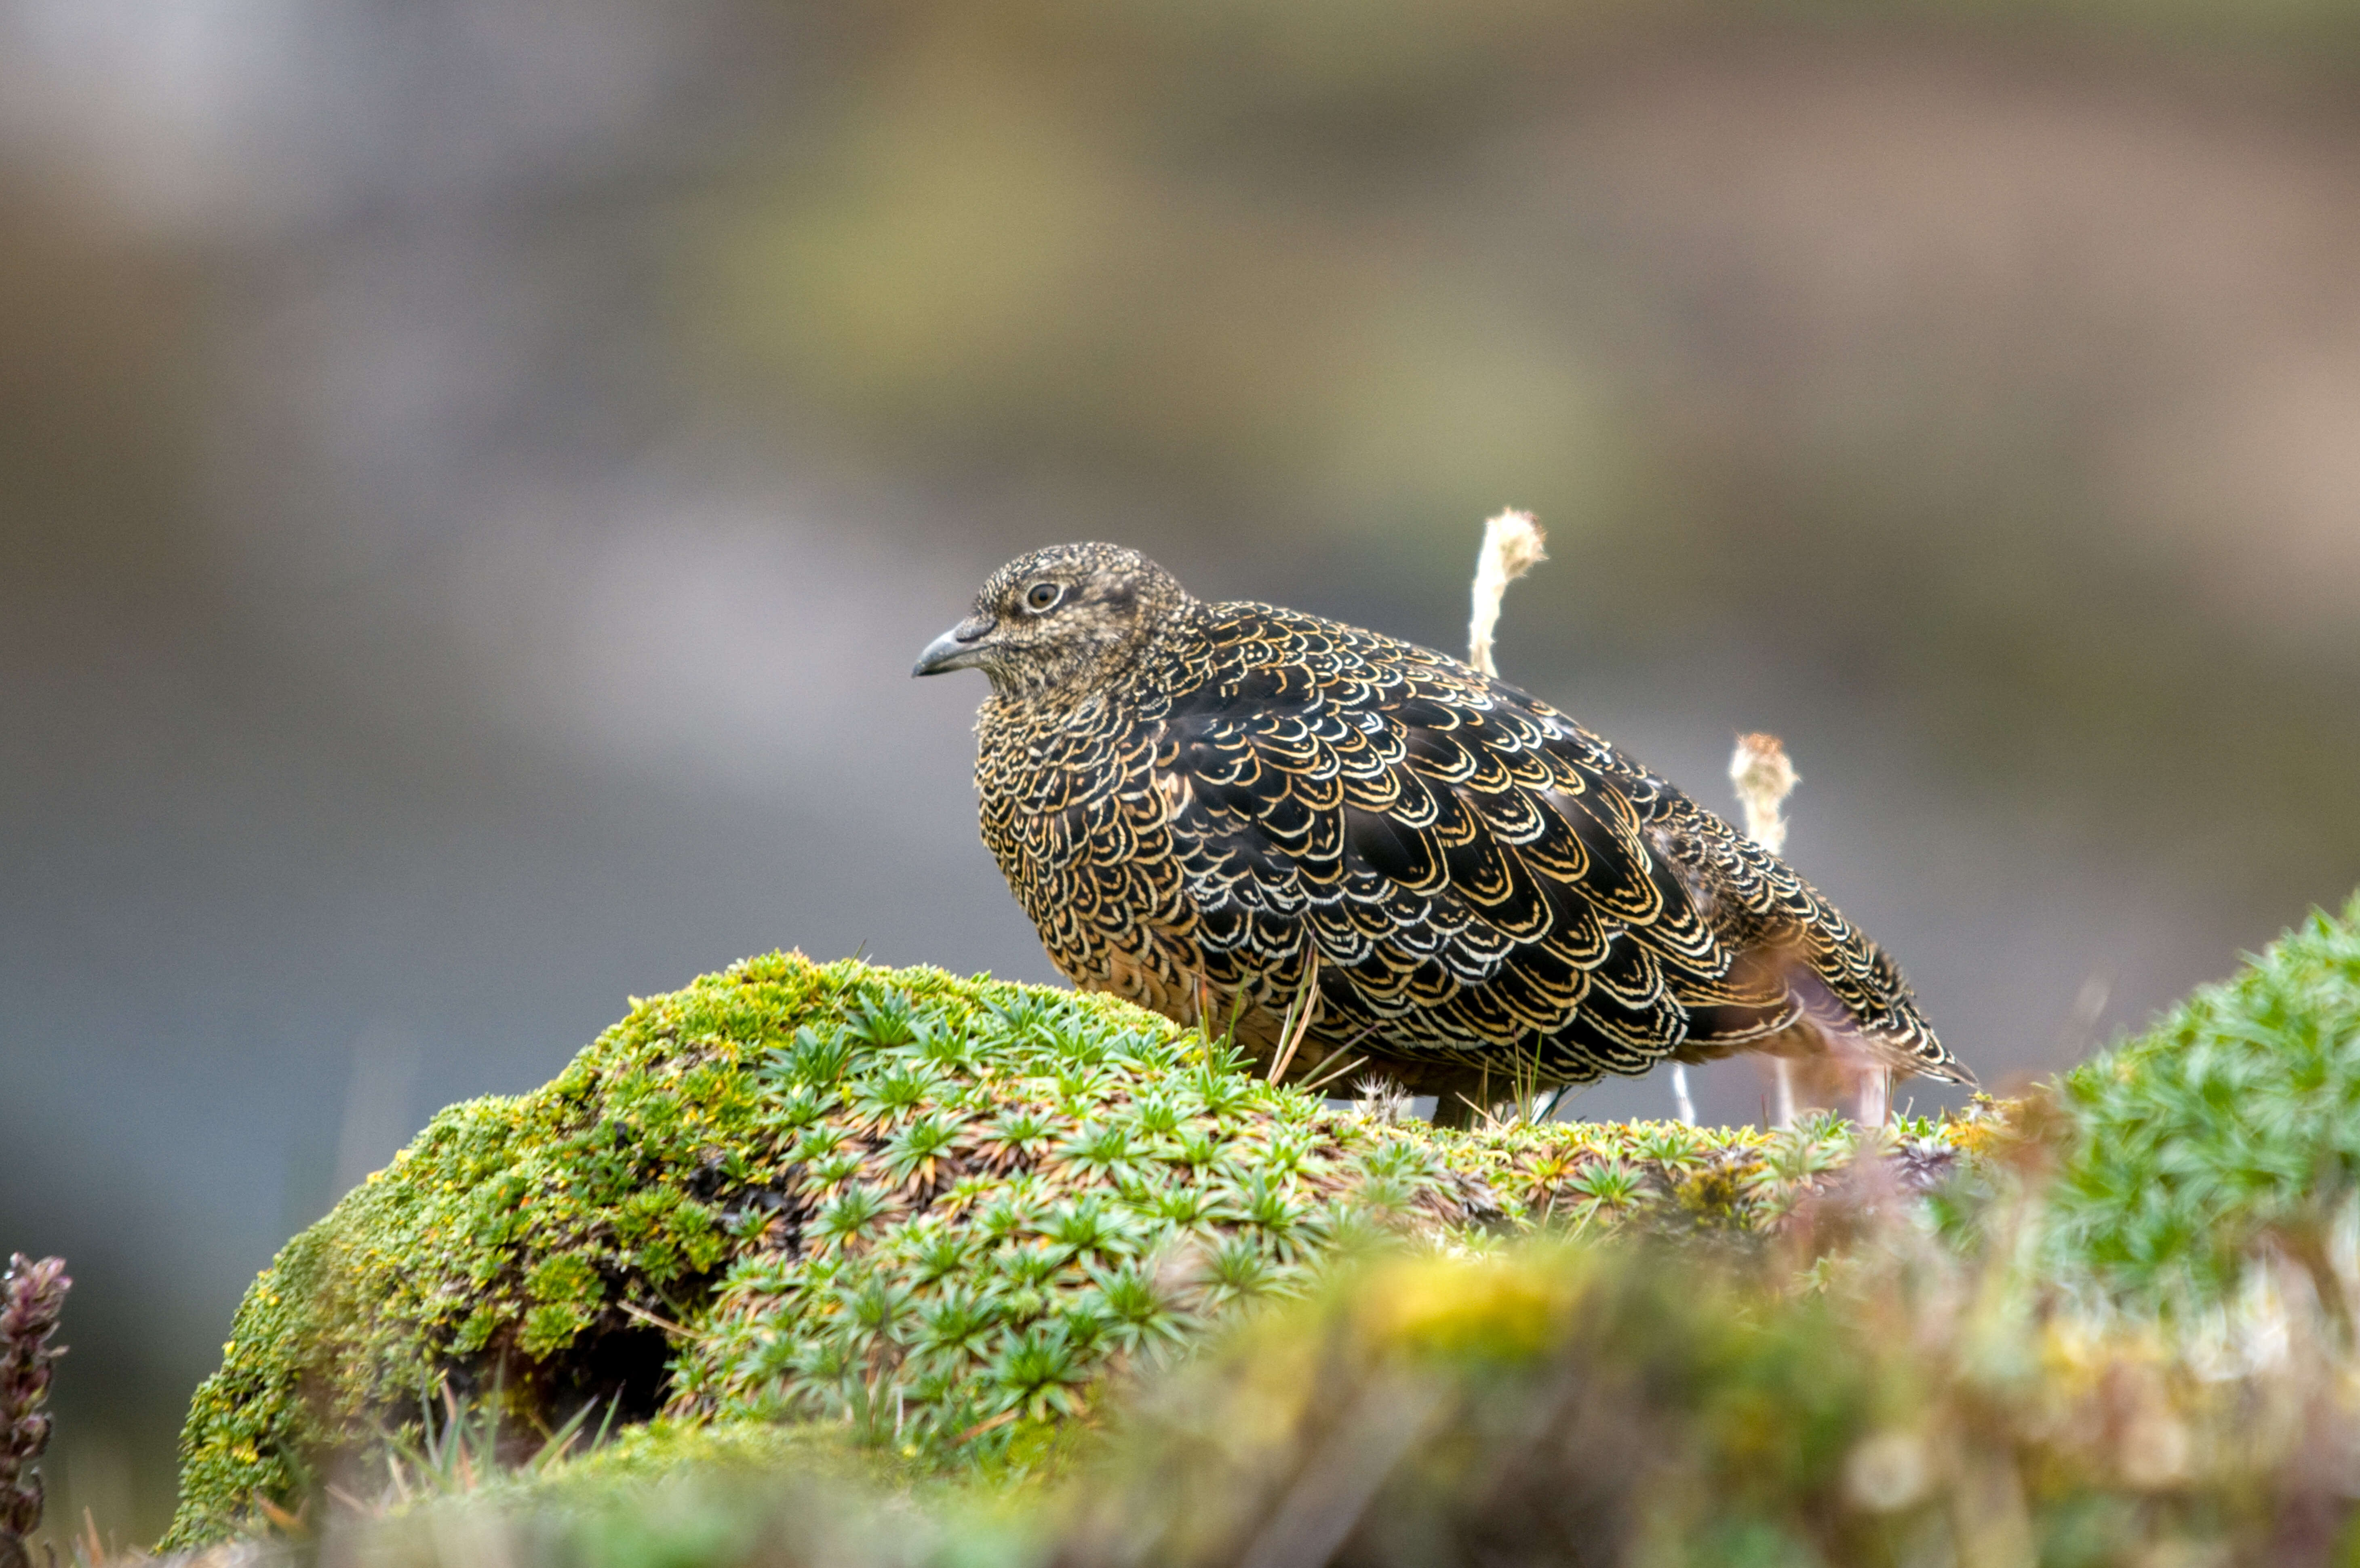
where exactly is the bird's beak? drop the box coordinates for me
[912,615,995,677]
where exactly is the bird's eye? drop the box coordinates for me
[1024,582,1063,612]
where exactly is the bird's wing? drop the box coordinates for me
[1146,607,1810,1082]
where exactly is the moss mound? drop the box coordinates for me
[161,896,2360,1564]
[166,955,1980,1551]
[2048,890,2360,1307]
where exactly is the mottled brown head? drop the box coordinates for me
[912,543,1195,702]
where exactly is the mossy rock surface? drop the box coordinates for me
[165,954,1979,1550]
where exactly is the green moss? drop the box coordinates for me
[168,954,942,1547]
[164,957,1371,1548]
[166,953,1985,1551]
[168,1222,339,1549]
[2048,891,2360,1307]
[609,981,1522,1466]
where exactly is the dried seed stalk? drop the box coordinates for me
[1466,510,1547,679]
[0,1254,70,1550]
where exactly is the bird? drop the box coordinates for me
[914,542,1969,1121]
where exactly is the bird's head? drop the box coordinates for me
[912,543,1193,701]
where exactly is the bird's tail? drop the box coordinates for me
[1786,965,1975,1087]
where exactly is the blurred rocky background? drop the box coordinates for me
[4,0,2359,1545]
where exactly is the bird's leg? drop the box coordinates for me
[1855,1066,1890,1129]
[1773,1060,1797,1130]
[1670,1063,1697,1126]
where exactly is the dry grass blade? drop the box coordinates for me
[1297,1056,1368,1098]
[1290,1023,1375,1098]
[619,1301,705,1341]
[1265,950,1322,1084]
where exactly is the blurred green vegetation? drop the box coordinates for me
[2051,889,2360,1309]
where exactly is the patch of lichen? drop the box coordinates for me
[164,953,1987,1551]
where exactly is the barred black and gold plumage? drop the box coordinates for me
[915,543,1969,1108]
